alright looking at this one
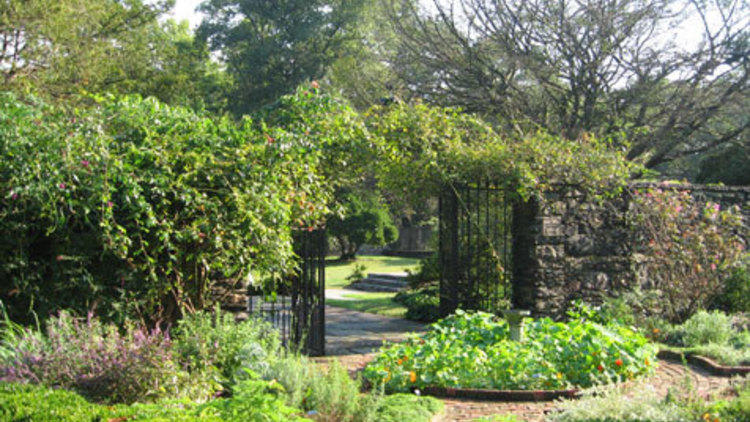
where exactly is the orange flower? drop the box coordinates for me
[397,358,403,365]
[597,364,604,372]
[615,359,623,367]
[652,328,660,335]
[409,371,417,383]
[644,358,650,366]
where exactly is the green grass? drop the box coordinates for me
[325,255,419,288]
[327,292,406,317]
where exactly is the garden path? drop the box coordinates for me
[324,305,426,355]
[317,353,738,422]
[325,288,360,301]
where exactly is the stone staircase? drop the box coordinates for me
[348,272,409,293]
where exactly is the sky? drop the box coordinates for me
[167,0,204,29]
[166,0,731,52]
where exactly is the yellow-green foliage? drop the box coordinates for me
[367,102,638,207]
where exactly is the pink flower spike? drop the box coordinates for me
[107,201,114,208]
[80,160,90,168]
[710,263,717,271]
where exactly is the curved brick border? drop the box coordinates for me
[421,386,579,402]
[657,349,750,376]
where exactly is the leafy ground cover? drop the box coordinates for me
[364,310,657,392]
[657,310,750,366]
[325,255,419,288]
[393,284,441,322]
[0,380,305,422]
[0,382,443,422]
[327,292,406,318]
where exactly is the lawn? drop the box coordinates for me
[326,291,406,318]
[325,255,420,288]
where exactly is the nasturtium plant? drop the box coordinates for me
[363,310,657,392]
[0,92,332,324]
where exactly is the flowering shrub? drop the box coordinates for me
[630,186,746,322]
[363,310,657,392]
[0,311,205,404]
[0,91,332,324]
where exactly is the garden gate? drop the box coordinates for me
[248,228,326,356]
[438,183,513,316]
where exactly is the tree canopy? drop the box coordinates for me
[381,0,749,170]
[197,0,367,115]
[1,0,226,110]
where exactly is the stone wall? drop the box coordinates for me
[511,182,750,318]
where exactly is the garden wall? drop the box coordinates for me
[511,182,750,318]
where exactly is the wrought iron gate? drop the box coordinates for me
[248,228,326,356]
[438,183,513,316]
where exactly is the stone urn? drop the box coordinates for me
[502,309,531,342]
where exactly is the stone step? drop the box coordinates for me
[347,281,404,293]
[367,272,409,281]
[363,276,408,288]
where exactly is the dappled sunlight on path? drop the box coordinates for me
[324,305,426,355]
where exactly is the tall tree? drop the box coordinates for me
[323,0,419,109]
[1,0,227,111]
[197,0,367,115]
[1,0,167,95]
[384,0,749,169]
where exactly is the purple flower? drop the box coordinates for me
[58,183,66,190]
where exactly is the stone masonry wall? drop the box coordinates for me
[512,182,750,318]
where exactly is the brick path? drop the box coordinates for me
[317,352,738,421]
